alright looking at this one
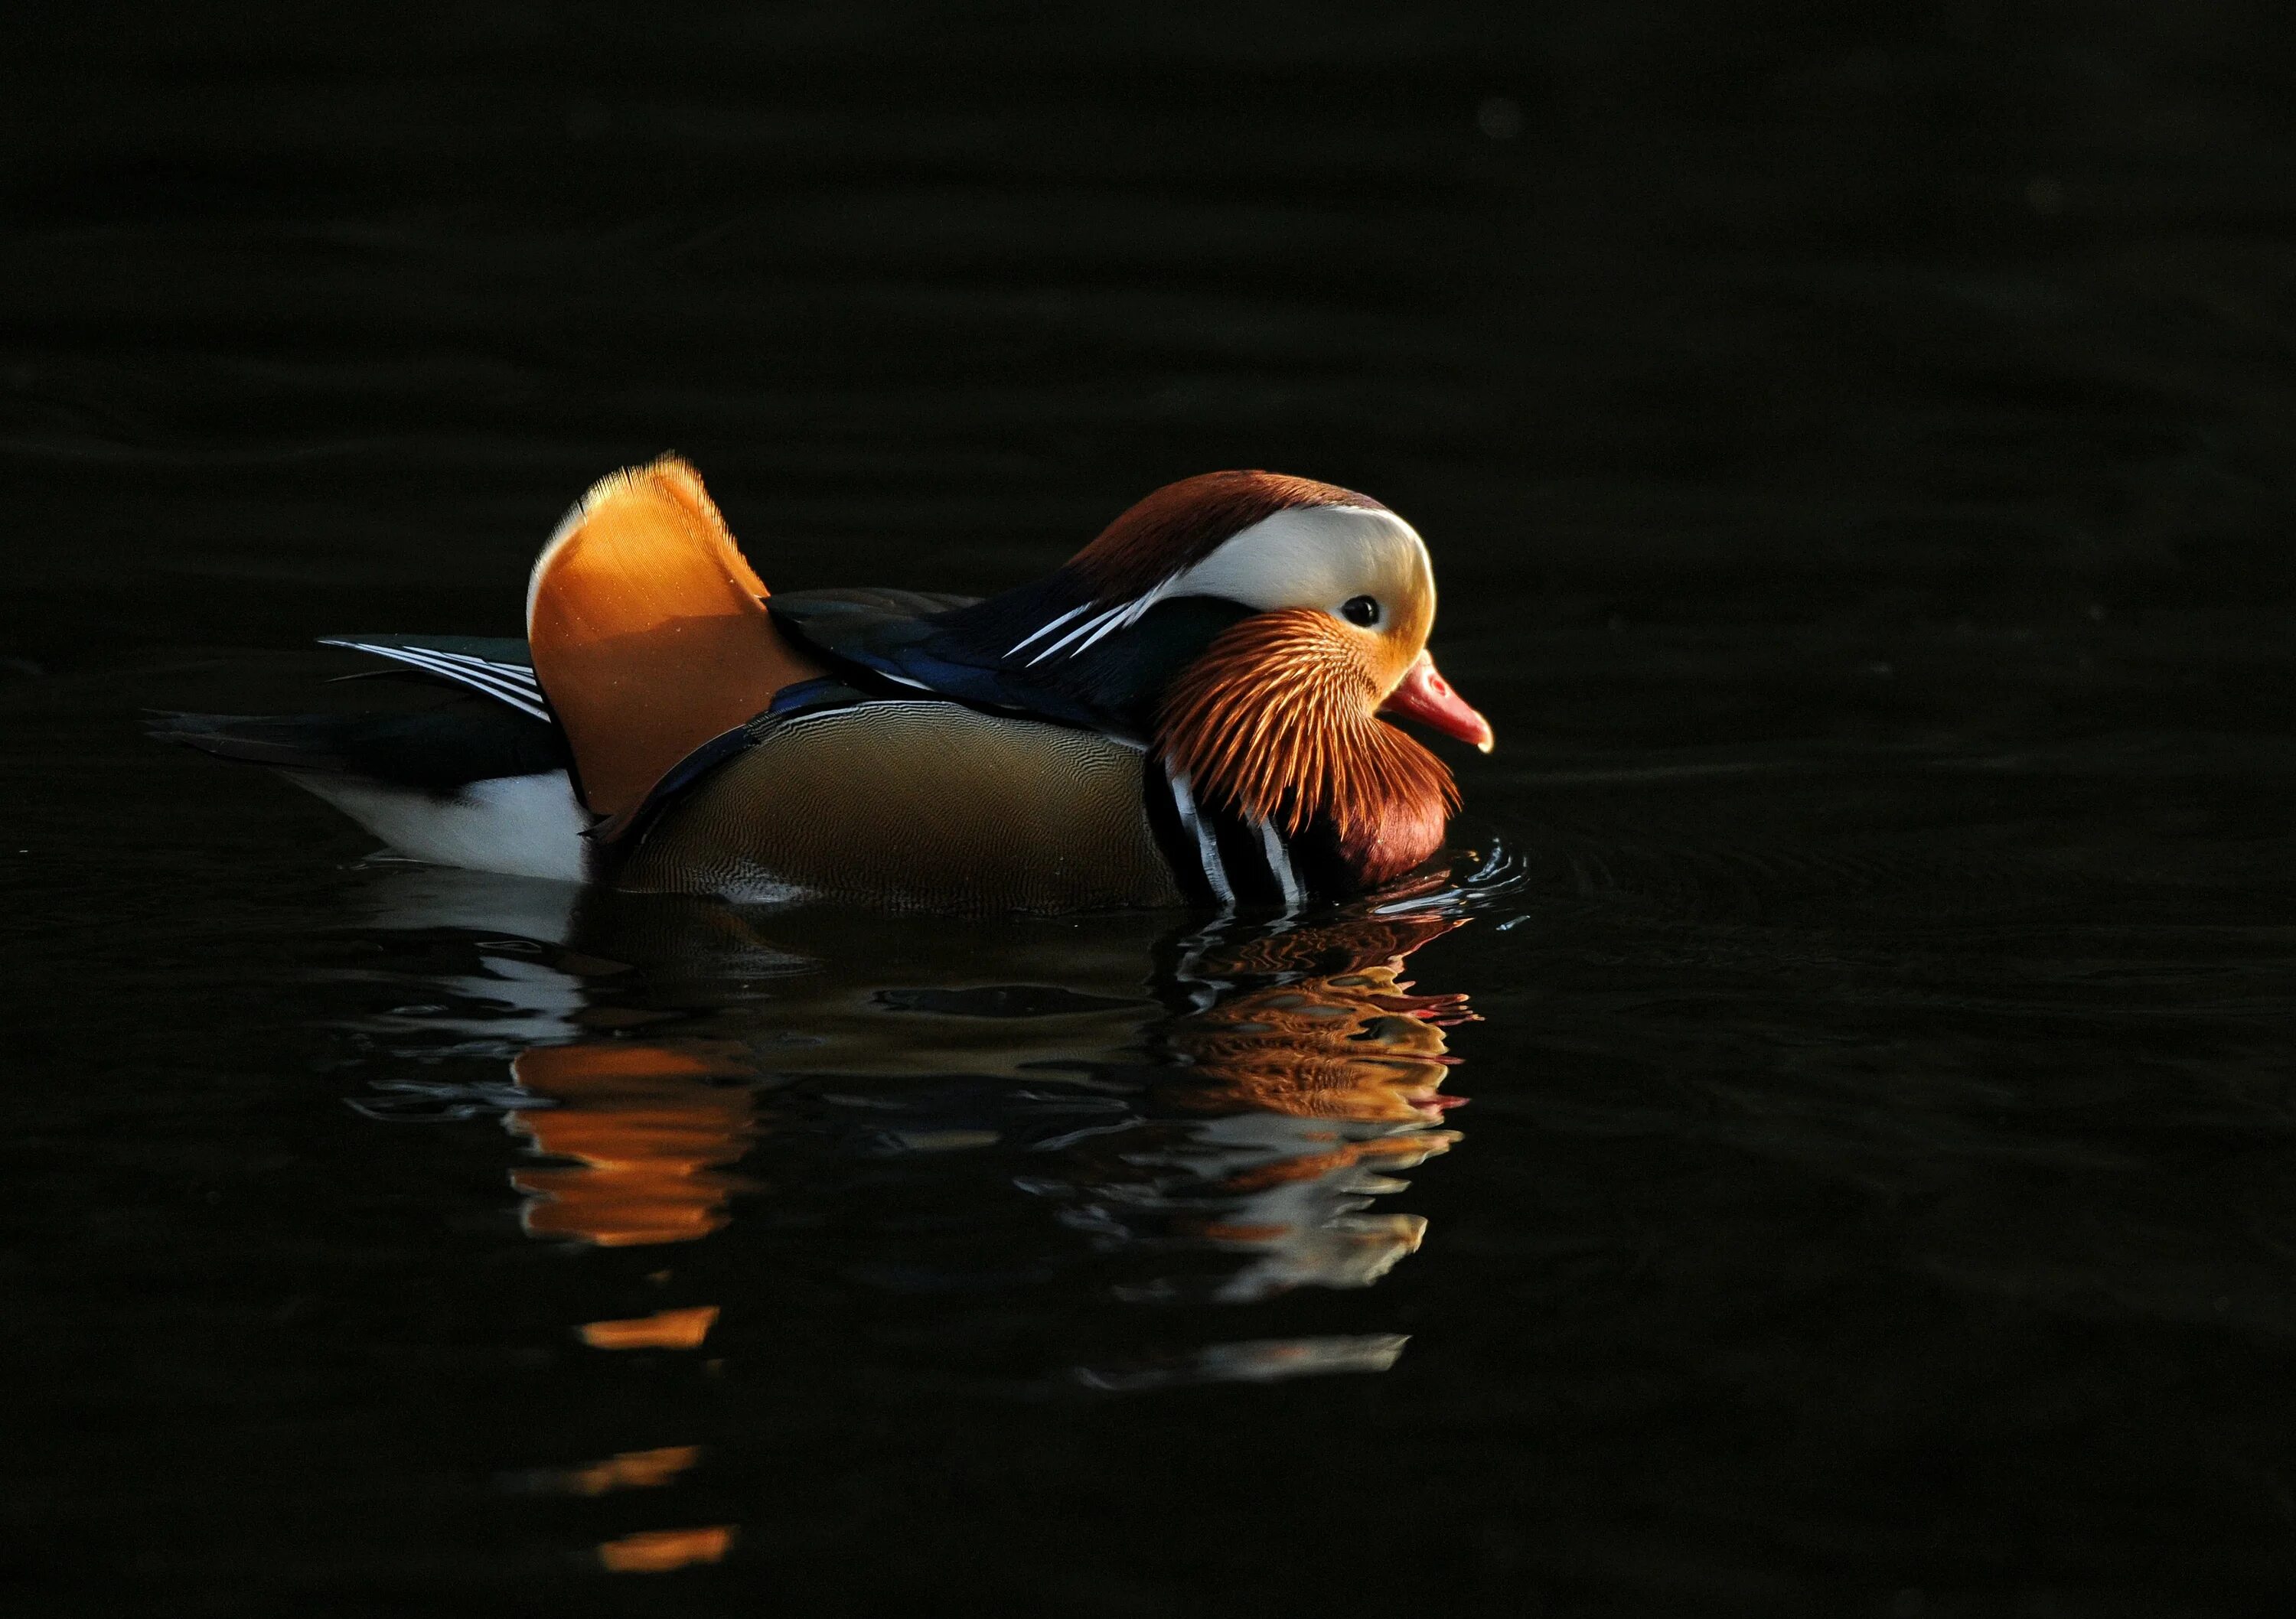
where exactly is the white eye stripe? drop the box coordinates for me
[1005,503,1428,665]
[1164,504,1429,617]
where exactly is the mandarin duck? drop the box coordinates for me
[158,458,1492,912]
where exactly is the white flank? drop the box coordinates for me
[289,769,591,884]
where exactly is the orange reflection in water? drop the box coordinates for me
[509,1038,762,1247]
[597,1524,735,1574]
[1147,913,1473,1301]
[1166,913,1470,1126]
[555,1445,703,1496]
[578,1305,719,1351]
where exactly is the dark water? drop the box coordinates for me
[7,5,2296,1614]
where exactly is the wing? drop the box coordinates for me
[148,699,566,788]
[320,635,551,723]
[770,585,1251,738]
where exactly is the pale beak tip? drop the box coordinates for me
[1378,651,1496,755]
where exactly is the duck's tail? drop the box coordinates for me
[525,455,825,820]
[152,456,818,883]
[148,703,592,883]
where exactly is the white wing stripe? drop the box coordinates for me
[340,643,553,722]
[1015,573,1188,665]
[376,649,553,720]
[1115,576,1176,629]
[328,637,543,695]
[1068,580,1168,657]
[420,647,543,694]
[1005,602,1088,657]
[1026,598,1130,665]
[346,643,523,699]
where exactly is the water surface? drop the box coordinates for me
[5,5,2296,1613]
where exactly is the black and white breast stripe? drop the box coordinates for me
[1147,765,1306,913]
[321,640,553,724]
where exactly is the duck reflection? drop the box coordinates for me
[1169,918,1470,1291]
[1020,912,1471,1319]
[345,869,1476,1337]
[338,865,1482,1560]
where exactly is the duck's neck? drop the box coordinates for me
[1156,609,1456,891]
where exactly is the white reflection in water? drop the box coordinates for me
[1076,1334,1411,1392]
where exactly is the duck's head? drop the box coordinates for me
[1049,471,1492,888]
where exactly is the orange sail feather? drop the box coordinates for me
[526,456,823,819]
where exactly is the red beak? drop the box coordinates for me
[1378,652,1494,753]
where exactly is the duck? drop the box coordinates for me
[156,456,1493,913]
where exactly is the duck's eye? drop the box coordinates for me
[1340,595,1381,627]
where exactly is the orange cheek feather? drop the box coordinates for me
[1156,608,1457,888]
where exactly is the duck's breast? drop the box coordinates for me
[615,701,1184,914]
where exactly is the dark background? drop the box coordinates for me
[5,4,2296,1614]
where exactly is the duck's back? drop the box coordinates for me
[616,701,1184,914]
